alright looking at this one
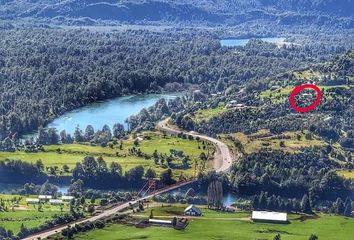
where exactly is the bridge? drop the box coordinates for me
[23,179,197,240]
[22,119,234,240]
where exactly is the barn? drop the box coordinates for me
[251,211,288,224]
[184,205,202,216]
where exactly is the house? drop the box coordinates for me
[270,85,281,91]
[61,196,74,202]
[49,199,64,205]
[184,205,202,216]
[148,219,172,226]
[39,195,52,201]
[251,211,288,224]
[26,198,40,204]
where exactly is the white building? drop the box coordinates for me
[39,195,52,201]
[26,198,40,204]
[251,211,288,223]
[61,196,74,202]
[148,219,172,226]
[49,199,64,205]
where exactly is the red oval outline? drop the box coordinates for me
[289,84,322,113]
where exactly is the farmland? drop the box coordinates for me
[69,204,354,240]
[0,132,212,178]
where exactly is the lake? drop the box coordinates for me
[22,93,180,139]
[220,37,286,47]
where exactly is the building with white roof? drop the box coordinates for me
[184,205,202,216]
[49,199,64,205]
[26,198,40,204]
[38,195,52,200]
[251,211,288,223]
[61,196,74,201]
[148,219,172,226]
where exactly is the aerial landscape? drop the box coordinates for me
[0,0,353,239]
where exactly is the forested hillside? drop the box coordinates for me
[2,27,350,140]
[0,0,353,27]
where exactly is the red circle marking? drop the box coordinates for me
[289,84,322,113]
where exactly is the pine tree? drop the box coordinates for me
[207,180,223,209]
[301,194,312,214]
[309,234,318,240]
[344,197,352,217]
[335,198,345,215]
[273,234,281,240]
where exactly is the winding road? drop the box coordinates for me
[157,118,234,173]
[22,119,234,240]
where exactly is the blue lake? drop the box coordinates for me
[220,37,286,47]
[23,93,180,139]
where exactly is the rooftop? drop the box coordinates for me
[251,211,288,222]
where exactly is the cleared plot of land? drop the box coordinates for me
[191,103,228,122]
[221,130,326,154]
[72,205,354,240]
[0,132,211,178]
[259,84,353,103]
[337,170,354,180]
[0,194,68,234]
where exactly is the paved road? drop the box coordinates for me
[157,118,234,173]
[23,118,233,240]
[22,180,196,240]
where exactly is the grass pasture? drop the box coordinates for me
[191,103,229,122]
[70,204,354,240]
[0,132,211,178]
[0,194,68,234]
[221,130,326,155]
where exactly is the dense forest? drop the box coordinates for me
[1,27,352,141]
[0,0,353,27]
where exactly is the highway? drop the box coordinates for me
[23,118,234,240]
[22,180,196,240]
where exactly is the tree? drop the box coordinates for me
[35,159,44,171]
[160,168,176,185]
[85,125,95,141]
[335,197,345,215]
[145,168,156,179]
[344,197,352,217]
[87,204,95,215]
[309,234,318,240]
[301,194,312,214]
[110,162,123,176]
[207,180,223,209]
[113,123,125,139]
[273,234,281,240]
[74,126,84,142]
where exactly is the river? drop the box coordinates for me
[22,93,180,140]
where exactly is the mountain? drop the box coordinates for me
[0,0,353,27]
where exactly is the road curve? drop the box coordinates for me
[22,180,196,240]
[23,119,233,240]
[157,118,234,173]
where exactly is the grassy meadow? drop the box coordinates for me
[220,130,327,155]
[0,131,212,178]
[191,103,229,122]
[70,204,354,240]
[0,194,69,234]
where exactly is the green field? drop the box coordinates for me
[191,103,229,122]
[259,84,353,103]
[0,132,211,178]
[0,194,68,234]
[71,205,354,240]
[337,170,354,180]
[221,130,326,155]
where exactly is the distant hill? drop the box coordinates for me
[0,0,353,26]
